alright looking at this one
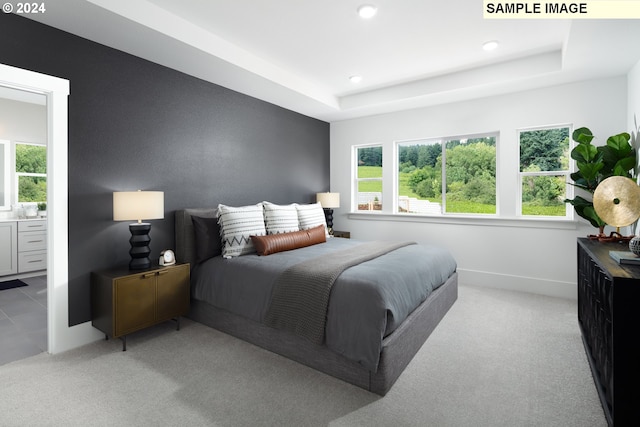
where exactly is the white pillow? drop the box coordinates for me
[262,201,300,235]
[296,202,328,237]
[217,203,266,258]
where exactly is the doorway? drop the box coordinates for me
[0,63,102,354]
[0,86,48,364]
[0,63,101,356]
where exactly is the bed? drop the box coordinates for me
[175,206,458,396]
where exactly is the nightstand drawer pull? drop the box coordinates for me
[143,272,156,278]
[157,270,169,275]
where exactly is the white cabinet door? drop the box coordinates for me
[0,222,17,276]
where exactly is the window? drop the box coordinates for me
[355,145,382,211]
[16,143,47,203]
[0,140,9,210]
[397,133,497,215]
[518,126,570,217]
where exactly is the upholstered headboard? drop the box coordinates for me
[175,208,217,266]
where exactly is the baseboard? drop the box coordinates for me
[457,268,576,300]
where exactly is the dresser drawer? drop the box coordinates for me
[18,231,47,252]
[18,220,46,232]
[18,250,47,272]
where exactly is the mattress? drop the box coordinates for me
[191,237,457,371]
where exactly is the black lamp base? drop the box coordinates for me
[323,208,334,235]
[129,223,152,270]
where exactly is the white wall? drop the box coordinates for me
[629,59,640,147]
[0,97,47,143]
[628,59,640,236]
[330,77,628,300]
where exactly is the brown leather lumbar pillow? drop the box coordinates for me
[251,224,326,256]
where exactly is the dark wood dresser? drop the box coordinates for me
[577,238,640,425]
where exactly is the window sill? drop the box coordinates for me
[347,211,580,230]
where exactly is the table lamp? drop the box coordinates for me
[316,192,340,234]
[113,190,164,270]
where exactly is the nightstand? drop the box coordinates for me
[91,263,190,351]
[332,230,350,239]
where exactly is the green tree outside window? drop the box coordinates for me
[397,135,497,214]
[16,144,47,203]
[519,127,570,216]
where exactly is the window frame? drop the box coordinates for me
[394,131,499,217]
[0,140,10,211]
[517,124,573,219]
[14,141,47,204]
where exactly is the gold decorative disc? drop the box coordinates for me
[593,176,640,227]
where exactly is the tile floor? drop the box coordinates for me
[0,275,47,366]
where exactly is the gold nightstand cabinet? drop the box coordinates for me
[91,263,190,350]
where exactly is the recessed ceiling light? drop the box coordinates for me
[483,40,499,51]
[349,75,363,84]
[357,4,378,19]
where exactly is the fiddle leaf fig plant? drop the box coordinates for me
[565,127,636,231]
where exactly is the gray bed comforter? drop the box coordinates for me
[191,237,457,371]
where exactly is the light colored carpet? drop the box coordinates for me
[0,284,606,426]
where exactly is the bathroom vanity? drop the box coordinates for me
[0,219,46,276]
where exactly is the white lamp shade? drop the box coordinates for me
[113,191,164,222]
[316,192,340,209]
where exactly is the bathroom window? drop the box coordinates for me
[0,140,9,210]
[15,143,46,203]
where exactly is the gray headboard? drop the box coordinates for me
[175,208,217,266]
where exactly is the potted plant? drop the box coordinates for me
[565,127,636,237]
[37,202,47,218]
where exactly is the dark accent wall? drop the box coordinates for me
[0,14,330,325]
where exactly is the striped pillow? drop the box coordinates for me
[217,203,266,258]
[263,201,300,235]
[296,202,328,237]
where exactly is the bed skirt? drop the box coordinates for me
[187,271,458,396]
